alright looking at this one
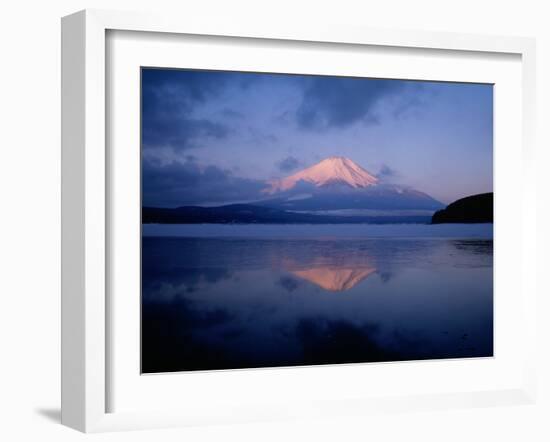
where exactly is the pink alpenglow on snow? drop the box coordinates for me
[264,156,379,194]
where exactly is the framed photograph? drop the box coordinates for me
[61,9,537,432]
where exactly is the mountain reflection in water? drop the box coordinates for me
[289,265,376,291]
[142,236,493,373]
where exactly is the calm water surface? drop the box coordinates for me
[142,225,493,373]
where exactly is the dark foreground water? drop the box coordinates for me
[142,226,493,373]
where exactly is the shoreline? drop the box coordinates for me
[142,223,494,240]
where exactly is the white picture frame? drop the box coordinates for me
[61,9,537,433]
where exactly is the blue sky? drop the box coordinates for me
[142,68,493,207]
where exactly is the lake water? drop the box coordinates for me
[142,224,493,373]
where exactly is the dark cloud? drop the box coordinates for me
[378,164,398,179]
[393,95,424,119]
[142,159,265,207]
[142,69,423,150]
[142,117,228,150]
[277,156,303,173]
[296,77,408,130]
[142,69,238,149]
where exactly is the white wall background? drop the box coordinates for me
[0,1,547,441]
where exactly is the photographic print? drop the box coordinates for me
[141,68,493,373]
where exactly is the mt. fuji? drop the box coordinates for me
[257,157,443,213]
[265,157,379,194]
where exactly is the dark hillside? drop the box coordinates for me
[431,193,493,224]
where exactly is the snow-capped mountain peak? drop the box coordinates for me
[264,156,378,194]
